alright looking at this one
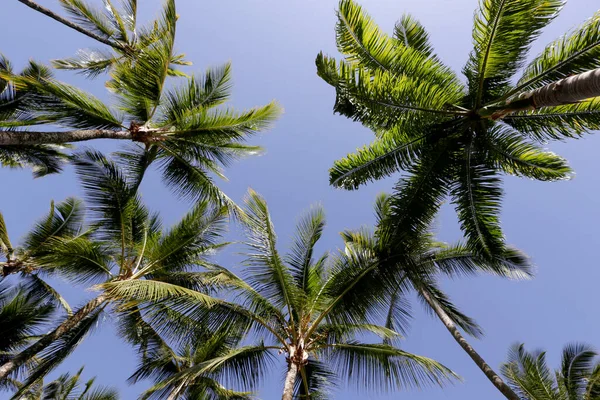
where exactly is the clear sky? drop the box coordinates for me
[1,0,600,399]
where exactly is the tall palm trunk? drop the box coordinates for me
[0,295,105,381]
[480,67,600,119]
[420,290,519,400]
[0,130,132,146]
[282,360,299,400]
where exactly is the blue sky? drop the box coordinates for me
[1,0,600,399]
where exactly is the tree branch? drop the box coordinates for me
[17,0,126,51]
[0,129,132,145]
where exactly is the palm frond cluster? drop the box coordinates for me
[1,0,600,399]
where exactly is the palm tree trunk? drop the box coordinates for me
[0,295,106,381]
[420,290,519,400]
[0,130,132,146]
[480,67,600,119]
[282,360,299,400]
[16,0,125,50]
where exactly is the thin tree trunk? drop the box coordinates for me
[480,67,600,119]
[16,0,124,50]
[420,290,520,400]
[0,130,131,146]
[282,360,299,400]
[0,295,106,381]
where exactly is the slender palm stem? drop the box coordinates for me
[16,0,126,50]
[420,289,519,400]
[0,130,132,145]
[282,360,299,400]
[0,294,106,380]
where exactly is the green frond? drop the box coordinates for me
[0,145,69,178]
[432,243,533,280]
[324,342,459,392]
[466,0,563,106]
[21,275,73,316]
[72,150,148,246]
[144,201,228,275]
[12,305,104,397]
[393,14,434,58]
[0,286,54,355]
[30,236,112,285]
[51,49,117,77]
[166,101,281,142]
[120,0,137,32]
[516,10,600,93]
[486,126,572,181]
[383,290,412,340]
[6,73,123,129]
[503,97,600,141]
[328,122,441,190]
[107,0,176,121]
[58,0,115,39]
[0,211,12,256]
[240,189,297,313]
[156,142,241,212]
[501,344,560,399]
[386,139,455,240]
[23,197,86,253]
[334,0,461,89]
[295,360,335,400]
[416,281,484,338]
[160,63,233,125]
[450,138,504,258]
[285,205,326,296]
[560,343,598,399]
[99,279,217,307]
[316,53,461,131]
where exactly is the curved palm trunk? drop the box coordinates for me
[0,130,132,146]
[282,360,299,400]
[480,67,600,119]
[0,295,105,381]
[420,290,519,400]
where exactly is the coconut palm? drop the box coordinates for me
[0,150,229,391]
[0,284,55,390]
[150,190,459,400]
[126,316,264,400]
[340,193,533,400]
[12,366,119,400]
[317,0,600,258]
[1,0,280,209]
[501,343,600,400]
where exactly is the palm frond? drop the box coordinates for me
[516,10,600,93]
[325,341,458,392]
[11,304,104,397]
[393,14,434,58]
[0,145,69,178]
[450,137,504,258]
[503,97,600,142]
[486,126,572,181]
[51,49,116,78]
[240,189,297,314]
[466,0,563,106]
[58,0,116,39]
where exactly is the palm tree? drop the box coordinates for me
[12,366,119,400]
[1,0,280,208]
[0,150,229,391]
[317,0,600,258]
[151,190,459,400]
[126,317,261,400]
[341,193,533,400]
[501,343,600,399]
[0,284,55,390]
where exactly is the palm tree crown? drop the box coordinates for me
[317,0,600,258]
[1,0,281,210]
[162,190,459,399]
[501,343,600,399]
[0,150,230,392]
